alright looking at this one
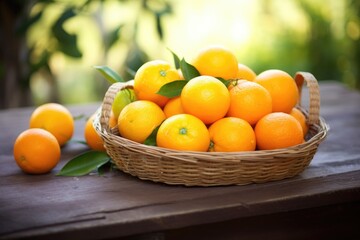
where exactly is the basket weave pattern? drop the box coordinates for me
[95,72,329,186]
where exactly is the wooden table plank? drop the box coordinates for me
[2,170,360,240]
[0,81,360,239]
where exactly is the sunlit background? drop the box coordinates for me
[1,0,359,108]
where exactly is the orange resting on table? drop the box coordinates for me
[13,128,61,174]
[29,103,74,146]
[84,114,106,151]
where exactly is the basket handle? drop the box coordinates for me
[100,82,134,133]
[294,72,320,125]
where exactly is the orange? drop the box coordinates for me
[227,80,272,126]
[109,110,118,128]
[84,114,106,151]
[29,103,74,146]
[181,76,230,125]
[163,97,184,118]
[236,63,256,81]
[156,114,210,151]
[255,112,304,150]
[254,69,299,113]
[290,107,309,136]
[134,60,181,107]
[118,100,166,143]
[192,45,238,80]
[13,128,61,174]
[208,117,256,152]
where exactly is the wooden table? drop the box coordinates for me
[1,81,360,240]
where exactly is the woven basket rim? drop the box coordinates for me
[94,111,328,164]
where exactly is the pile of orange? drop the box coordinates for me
[13,101,111,174]
[13,103,74,174]
[115,45,308,152]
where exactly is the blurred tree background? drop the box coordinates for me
[0,0,359,109]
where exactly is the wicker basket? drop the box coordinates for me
[94,72,329,186]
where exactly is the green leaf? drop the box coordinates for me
[94,65,125,83]
[180,58,200,81]
[97,161,112,175]
[155,13,163,40]
[157,80,187,97]
[60,43,82,58]
[51,8,82,58]
[68,139,88,145]
[57,151,110,176]
[167,48,181,69]
[73,113,86,121]
[29,50,51,75]
[216,77,232,87]
[124,43,149,79]
[126,67,137,79]
[144,125,161,146]
[16,11,43,35]
[105,24,123,51]
[79,0,92,10]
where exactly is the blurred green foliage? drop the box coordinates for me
[0,0,359,109]
[0,0,171,108]
[243,0,359,89]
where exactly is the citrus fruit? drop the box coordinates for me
[109,110,118,128]
[254,112,304,150]
[290,107,309,136]
[112,88,136,119]
[163,97,184,118]
[84,114,106,151]
[134,60,181,107]
[181,76,230,125]
[29,103,74,146]
[192,45,238,80]
[156,114,210,152]
[236,63,256,81]
[254,69,299,113]
[208,117,256,152]
[13,128,61,174]
[227,80,272,125]
[118,100,166,143]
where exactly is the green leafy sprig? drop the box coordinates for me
[57,151,110,177]
[94,65,125,83]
